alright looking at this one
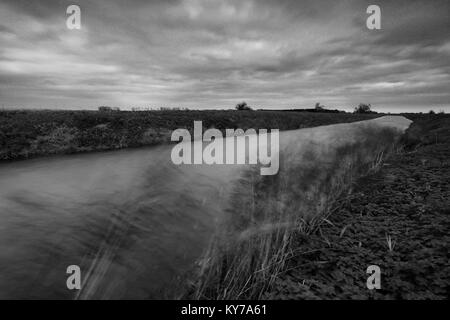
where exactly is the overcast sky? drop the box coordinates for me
[0,0,448,112]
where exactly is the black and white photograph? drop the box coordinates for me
[0,0,449,306]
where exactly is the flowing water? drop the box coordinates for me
[0,116,411,299]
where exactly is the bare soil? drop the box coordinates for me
[265,115,450,299]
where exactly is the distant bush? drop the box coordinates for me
[354,103,374,114]
[315,102,325,110]
[235,101,253,111]
[98,106,120,112]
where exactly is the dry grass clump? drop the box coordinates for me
[191,125,400,299]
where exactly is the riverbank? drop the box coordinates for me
[189,116,412,299]
[0,110,380,161]
[263,114,450,299]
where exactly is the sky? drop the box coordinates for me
[0,0,449,113]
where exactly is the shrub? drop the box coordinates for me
[315,102,325,110]
[354,103,376,114]
[236,102,253,111]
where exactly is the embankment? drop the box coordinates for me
[0,110,380,161]
[189,116,412,299]
[264,114,450,299]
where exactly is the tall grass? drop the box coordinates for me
[190,125,401,299]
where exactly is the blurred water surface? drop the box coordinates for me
[0,116,411,299]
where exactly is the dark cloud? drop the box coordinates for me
[0,0,448,112]
[0,24,14,34]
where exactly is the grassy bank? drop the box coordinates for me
[189,121,403,299]
[262,113,450,299]
[0,109,380,161]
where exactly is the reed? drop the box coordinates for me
[191,125,400,299]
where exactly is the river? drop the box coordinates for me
[0,116,411,299]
